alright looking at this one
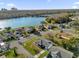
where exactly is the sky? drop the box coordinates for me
[0,0,79,10]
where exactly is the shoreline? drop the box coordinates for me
[0,16,47,20]
[0,9,78,20]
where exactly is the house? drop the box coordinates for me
[58,30,73,40]
[0,55,6,58]
[48,24,58,30]
[47,46,74,58]
[76,43,79,52]
[18,37,27,44]
[4,32,16,41]
[48,25,53,29]
[15,31,22,38]
[38,25,47,31]
[35,39,53,50]
[5,32,14,37]
[47,51,61,58]
[0,42,9,52]
[0,37,10,52]
[15,27,25,33]
[27,27,36,33]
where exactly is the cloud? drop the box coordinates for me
[74,2,79,5]
[7,3,16,7]
[72,2,79,9]
[72,5,78,9]
[47,0,52,2]
[0,2,4,5]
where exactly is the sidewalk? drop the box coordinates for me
[34,50,45,58]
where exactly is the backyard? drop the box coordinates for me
[23,37,43,55]
[5,48,26,58]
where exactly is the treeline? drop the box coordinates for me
[0,9,79,19]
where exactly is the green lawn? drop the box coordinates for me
[5,49,17,58]
[23,37,42,55]
[38,51,49,58]
[5,48,26,58]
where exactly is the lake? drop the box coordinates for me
[0,17,45,28]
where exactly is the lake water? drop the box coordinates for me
[0,17,45,28]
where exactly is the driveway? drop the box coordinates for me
[9,41,33,58]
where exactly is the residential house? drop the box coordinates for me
[35,39,53,50]
[0,41,9,52]
[27,27,35,33]
[47,51,61,58]
[38,25,47,31]
[47,46,74,58]
[15,31,22,39]
[0,55,6,58]
[18,37,27,44]
[58,30,73,40]
[48,24,58,30]
[5,32,14,38]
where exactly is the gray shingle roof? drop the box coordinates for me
[49,46,73,58]
[36,39,53,50]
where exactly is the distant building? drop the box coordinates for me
[11,7,18,11]
[47,46,74,58]
[35,39,53,50]
[1,8,7,11]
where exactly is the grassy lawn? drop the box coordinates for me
[5,49,17,58]
[16,54,27,58]
[5,48,26,58]
[23,37,42,55]
[38,51,49,58]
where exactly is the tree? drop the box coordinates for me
[28,26,36,33]
[45,17,55,24]
[22,31,29,37]
[62,37,79,52]
[41,21,47,25]
[5,27,12,32]
[55,16,72,24]
[69,20,79,31]
[5,48,17,58]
